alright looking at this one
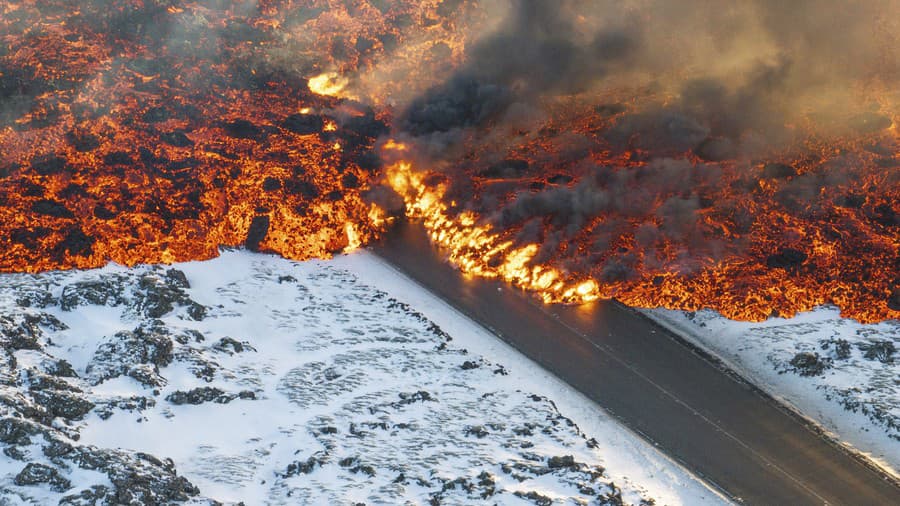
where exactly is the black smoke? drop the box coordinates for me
[399,0,899,152]
[390,0,898,298]
[401,1,639,138]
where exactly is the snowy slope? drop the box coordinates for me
[646,307,900,475]
[0,250,725,505]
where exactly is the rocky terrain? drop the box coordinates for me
[0,251,722,505]
[648,307,900,474]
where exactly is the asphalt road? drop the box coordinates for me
[373,221,900,505]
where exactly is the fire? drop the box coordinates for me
[387,161,602,304]
[344,222,362,252]
[308,72,350,98]
[0,0,897,324]
[384,113,900,323]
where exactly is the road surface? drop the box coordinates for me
[373,221,900,505]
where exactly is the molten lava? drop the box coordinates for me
[1,0,898,323]
[0,0,401,271]
[383,96,899,323]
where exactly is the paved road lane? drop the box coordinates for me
[374,221,900,505]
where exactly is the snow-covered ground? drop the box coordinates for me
[0,250,725,505]
[646,308,900,475]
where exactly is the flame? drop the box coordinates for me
[308,72,350,98]
[344,222,362,252]
[387,161,602,304]
[0,0,896,324]
[384,111,899,323]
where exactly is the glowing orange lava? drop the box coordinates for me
[1,0,898,323]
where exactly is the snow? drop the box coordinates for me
[0,249,727,505]
[645,307,900,476]
[341,252,727,504]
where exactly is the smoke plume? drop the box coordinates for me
[388,0,898,317]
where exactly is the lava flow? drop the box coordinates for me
[1,0,899,323]
[0,0,448,271]
[384,116,900,323]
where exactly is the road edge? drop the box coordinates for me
[367,247,738,505]
[633,305,900,486]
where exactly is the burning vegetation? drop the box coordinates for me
[1,0,898,322]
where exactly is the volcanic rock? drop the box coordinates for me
[547,174,573,185]
[343,112,389,139]
[245,215,270,252]
[160,131,193,147]
[1,314,44,351]
[859,340,895,363]
[214,337,252,354]
[788,352,831,377]
[341,172,359,189]
[889,288,900,312]
[282,457,321,477]
[47,359,77,378]
[0,162,16,179]
[167,387,252,405]
[224,119,265,140]
[56,227,95,258]
[85,325,173,386]
[762,162,797,179]
[92,205,116,220]
[31,389,95,420]
[355,36,376,53]
[354,150,383,172]
[31,199,74,218]
[26,371,80,392]
[59,184,88,200]
[139,274,190,317]
[127,363,166,387]
[282,113,324,135]
[30,155,69,175]
[141,106,171,123]
[766,248,808,269]
[262,177,282,191]
[94,395,156,420]
[60,277,129,311]
[102,151,133,166]
[67,447,200,503]
[66,131,101,152]
[59,485,112,505]
[0,417,45,445]
[835,194,865,208]
[871,204,899,227]
[285,180,319,198]
[15,463,72,492]
[481,159,529,179]
[166,387,231,405]
[115,270,206,321]
[547,455,578,469]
